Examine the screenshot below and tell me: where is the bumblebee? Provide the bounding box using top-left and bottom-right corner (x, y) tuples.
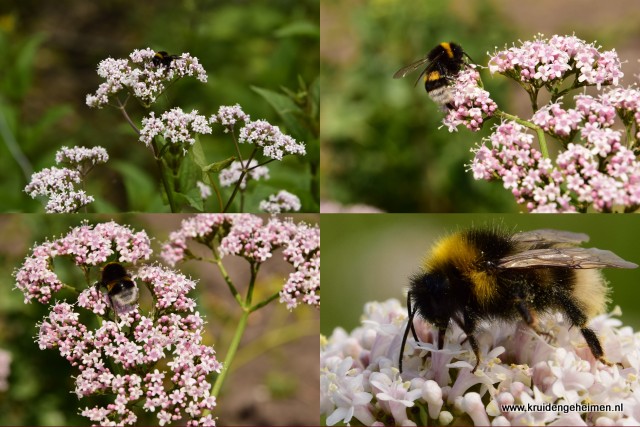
(152, 51), (179, 68)
(399, 227), (637, 373)
(96, 262), (139, 314)
(393, 42), (470, 109)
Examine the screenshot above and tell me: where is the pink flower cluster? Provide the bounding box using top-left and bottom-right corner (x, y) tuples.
(488, 34), (623, 89)
(40, 266), (220, 426)
(443, 68), (497, 132)
(161, 214), (320, 309)
(471, 84), (640, 212)
(210, 104), (306, 161)
(15, 221), (220, 426)
(321, 300), (640, 426)
(470, 121), (570, 212)
(259, 190), (301, 214)
(86, 48), (207, 108)
(14, 221), (151, 304)
(140, 107), (212, 155)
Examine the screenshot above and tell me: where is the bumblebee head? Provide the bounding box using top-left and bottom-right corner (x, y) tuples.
(409, 271), (456, 328)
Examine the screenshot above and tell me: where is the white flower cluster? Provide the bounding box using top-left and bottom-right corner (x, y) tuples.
(259, 190), (301, 214)
(139, 107), (212, 155)
(25, 146), (108, 213)
(55, 146), (109, 169)
(86, 48), (207, 108)
(218, 160), (270, 189)
(210, 104), (306, 161)
(321, 299), (640, 426)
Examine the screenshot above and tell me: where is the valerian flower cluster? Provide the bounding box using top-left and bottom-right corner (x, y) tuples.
(321, 299), (640, 426)
(86, 48), (207, 108)
(24, 146), (109, 213)
(161, 214), (320, 310)
(14, 221), (220, 426)
(440, 34), (638, 213)
(80, 48), (308, 213)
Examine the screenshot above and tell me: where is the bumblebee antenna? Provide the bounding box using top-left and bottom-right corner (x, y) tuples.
(399, 292), (418, 373)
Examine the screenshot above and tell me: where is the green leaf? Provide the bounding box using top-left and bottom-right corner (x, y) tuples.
(274, 21), (319, 39)
(111, 160), (164, 212)
(203, 156), (235, 173)
(251, 86), (311, 143)
(13, 33), (47, 99)
(191, 136), (208, 169)
(173, 191), (203, 212)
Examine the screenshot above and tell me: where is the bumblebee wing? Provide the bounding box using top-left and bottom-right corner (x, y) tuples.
(498, 247), (638, 269)
(393, 57), (431, 79)
(512, 229), (590, 246)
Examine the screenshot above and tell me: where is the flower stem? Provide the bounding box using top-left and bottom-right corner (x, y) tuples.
(495, 110), (549, 159)
(150, 139), (178, 212)
(212, 248), (243, 306)
(211, 309), (249, 399)
(223, 147), (258, 212)
(250, 291), (281, 313)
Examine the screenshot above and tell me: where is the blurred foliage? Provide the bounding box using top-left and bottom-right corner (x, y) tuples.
(320, 214), (640, 337)
(0, 0), (318, 212)
(0, 214), (320, 425)
(320, 0), (515, 212)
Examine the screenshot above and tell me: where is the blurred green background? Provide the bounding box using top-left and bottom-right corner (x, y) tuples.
(321, 214), (640, 336)
(320, 0), (640, 212)
(0, 214), (319, 426)
(0, 0), (319, 212)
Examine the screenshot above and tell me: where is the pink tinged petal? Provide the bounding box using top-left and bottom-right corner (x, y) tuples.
(462, 392), (491, 426)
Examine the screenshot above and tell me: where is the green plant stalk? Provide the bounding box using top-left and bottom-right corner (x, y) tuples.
(223, 147), (258, 212)
(214, 258), (243, 306)
(205, 171), (224, 212)
(250, 291), (281, 313)
(149, 139), (178, 212)
(211, 308), (249, 399)
(495, 110), (549, 159)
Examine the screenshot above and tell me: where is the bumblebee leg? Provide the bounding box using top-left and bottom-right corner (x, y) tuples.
(407, 292), (419, 342)
(467, 334), (481, 373)
(558, 294), (613, 366)
(399, 301), (418, 373)
(516, 300), (552, 340)
(458, 314), (481, 371)
(437, 328), (446, 350)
